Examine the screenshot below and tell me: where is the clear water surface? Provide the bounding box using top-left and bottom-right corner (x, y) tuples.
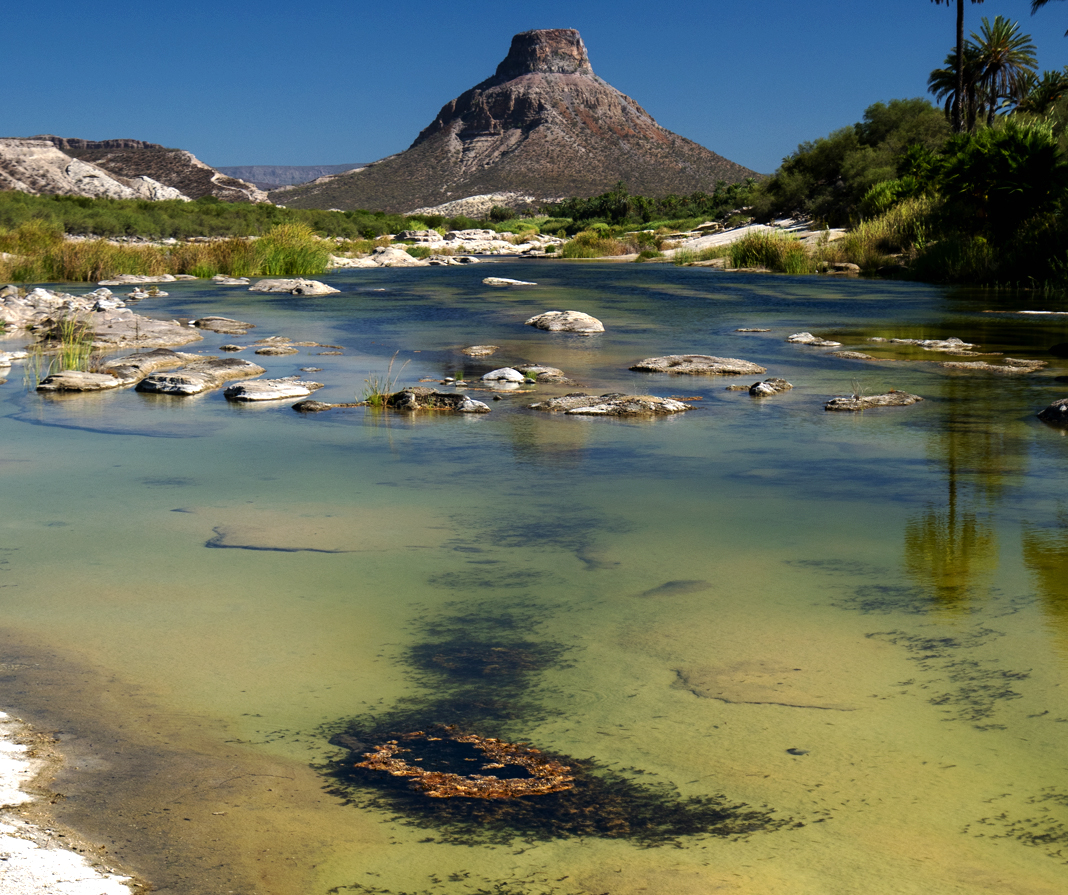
(1, 262), (1067, 895)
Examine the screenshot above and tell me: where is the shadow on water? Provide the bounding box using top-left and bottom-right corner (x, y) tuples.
(319, 603), (794, 847)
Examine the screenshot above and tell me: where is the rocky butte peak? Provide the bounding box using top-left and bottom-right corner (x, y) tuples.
(492, 29), (593, 80)
(276, 28), (757, 213)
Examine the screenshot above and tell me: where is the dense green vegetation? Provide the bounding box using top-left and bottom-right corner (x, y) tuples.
(0, 191), (487, 240)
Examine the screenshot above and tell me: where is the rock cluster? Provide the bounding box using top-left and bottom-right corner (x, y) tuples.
(387, 387), (491, 413)
(137, 358), (266, 395)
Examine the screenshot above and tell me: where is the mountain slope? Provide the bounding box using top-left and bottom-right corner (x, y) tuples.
(275, 29), (756, 213)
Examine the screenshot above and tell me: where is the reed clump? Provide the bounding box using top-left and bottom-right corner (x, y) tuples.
(0, 221), (331, 282)
(728, 230), (815, 274)
(560, 229), (637, 258)
(24, 313), (100, 386)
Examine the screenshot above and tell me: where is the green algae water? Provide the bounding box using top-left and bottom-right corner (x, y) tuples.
(1, 263), (1067, 895)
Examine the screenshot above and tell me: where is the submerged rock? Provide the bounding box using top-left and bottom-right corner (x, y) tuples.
(787, 332), (842, 347)
(224, 377), (324, 401)
(248, 278), (340, 296)
(462, 345), (500, 357)
(1038, 398), (1068, 426)
(940, 358), (1047, 374)
(749, 378), (793, 397)
(825, 390), (923, 412)
(629, 355), (766, 375)
(387, 387), (491, 412)
(192, 316), (255, 335)
(484, 277), (536, 286)
(530, 393), (691, 415)
(831, 350), (876, 360)
(136, 358), (266, 395)
(525, 310), (604, 333)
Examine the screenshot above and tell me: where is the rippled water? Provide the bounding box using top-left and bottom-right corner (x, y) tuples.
(1, 263), (1067, 895)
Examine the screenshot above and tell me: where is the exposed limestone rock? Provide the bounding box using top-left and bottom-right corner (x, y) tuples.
(462, 345), (500, 357)
(0, 138), (191, 201)
(787, 332), (842, 347)
(825, 391), (924, 411)
(482, 367), (526, 382)
(224, 378), (324, 401)
(211, 275), (250, 286)
(873, 336), (977, 352)
(36, 370), (125, 392)
(98, 274), (185, 286)
(1038, 398), (1068, 425)
(101, 348), (202, 383)
(736, 328), (770, 332)
(530, 393), (691, 415)
(525, 310), (604, 333)
(248, 278), (340, 296)
(192, 316), (255, 335)
(0, 350), (28, 366)
(484, 277), (537, 286)
(629, 355), (766, 375)
(749, 378), (793, 397)
(515, 364), (567, 381)
(136, 358), (266, 395)
(387, 387), (491, 412)
(292, 400), (337, 413)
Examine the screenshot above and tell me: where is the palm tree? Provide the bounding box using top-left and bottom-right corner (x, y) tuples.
(928, 45), (987, 131)
(970, 16), (1038, 124)
(1031, 0), (1068, 36)
(1015, 68), (1068, 114)
(931, 0), (986, 132)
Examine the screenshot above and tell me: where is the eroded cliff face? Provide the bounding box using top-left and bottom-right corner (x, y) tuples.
(0, 136), (268, 203)
(276, 28), (757, 213)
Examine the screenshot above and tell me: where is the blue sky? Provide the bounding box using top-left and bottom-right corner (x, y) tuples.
(8, 0), (1068, 175)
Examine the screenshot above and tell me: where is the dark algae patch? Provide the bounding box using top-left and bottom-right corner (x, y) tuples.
(966, 788), (1068, 864)
(320, 602), (794, 846)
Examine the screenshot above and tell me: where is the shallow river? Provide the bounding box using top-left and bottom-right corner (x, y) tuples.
(1, 262), (1067, 895)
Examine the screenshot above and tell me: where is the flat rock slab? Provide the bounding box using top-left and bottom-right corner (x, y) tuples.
(387, 387), (491, 413)
(515, 364), (567, 381)
(90, 308), (204, 350)
(102, 348), (203, 383)
(1038, 398), (1068, 425)
(940, 359), (1047, 374)
(212, 275), (250, 285)
(224, 378), (324, 401)
(629, 355), (766, 375)
(248, 278), (340, 296)
(137, 358), (266, 395)
(825, 391), (923, 411)
(873, 336), (977, 352)
(530, 393), (691, 415)
(525, 310), (604, 333)
(484, 277), (536, 286)
(193, 316), (256, 335)
(37, 370), (124, 392)
(674, 662), (854, 711)
(736, 328), (770, 332)
(0, 350), (28, 366)
(787, 332), (842, 347)
(831, 350), (876, 360)
(462, 345), (499, 356)
(98, 274), (187, 285)
(749, 378), (793, 397)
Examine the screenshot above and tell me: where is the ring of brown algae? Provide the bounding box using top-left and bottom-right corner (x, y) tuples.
(352, 725), (574, 799)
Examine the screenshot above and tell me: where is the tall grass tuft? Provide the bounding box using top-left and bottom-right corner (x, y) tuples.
(560, 230), (637, 258)
(832, 197), (935, 272)
(254, 223), (330, 276)
(361, 352), (410, 407)
(24, 314), (99, 387)
(728, 230), (814, 274)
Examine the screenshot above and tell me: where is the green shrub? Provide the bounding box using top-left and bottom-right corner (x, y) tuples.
(728, 230), (815, 273)
(254, 223), (330, 276)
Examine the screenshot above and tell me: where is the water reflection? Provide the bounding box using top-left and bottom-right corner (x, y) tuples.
(1022, 511), (1068, 657)
(904, 377), (1030, 606)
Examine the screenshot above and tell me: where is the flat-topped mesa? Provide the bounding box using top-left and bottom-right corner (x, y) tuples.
(493, 29), (593, 79)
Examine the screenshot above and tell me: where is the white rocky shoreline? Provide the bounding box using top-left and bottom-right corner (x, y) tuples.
(0, 711), (136, 895)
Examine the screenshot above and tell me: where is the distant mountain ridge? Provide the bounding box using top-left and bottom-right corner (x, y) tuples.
(216, 164), (370, 191)
(275, 28), (757, 213)
(0, 135), (267, 203)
